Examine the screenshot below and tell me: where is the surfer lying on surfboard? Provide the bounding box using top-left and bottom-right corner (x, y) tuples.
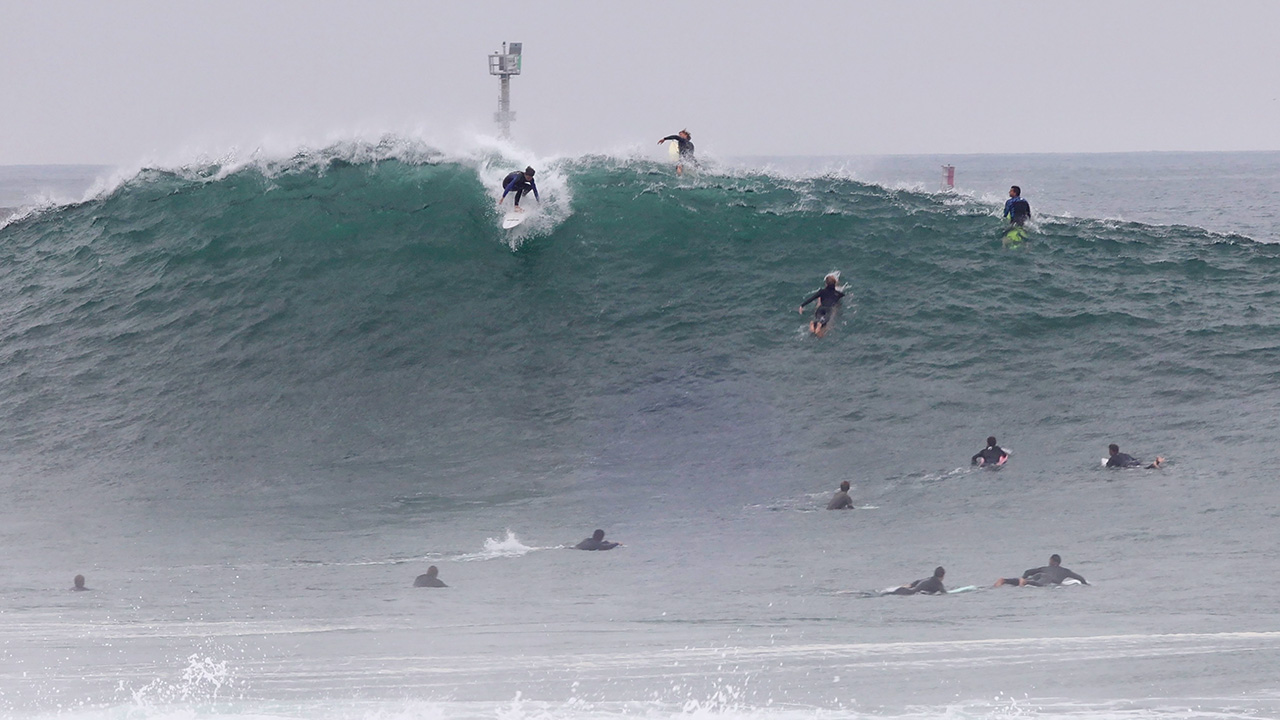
(971, 436), (1009, 467)
(798, 273), (845, 337)
(885, 566), (947, 595)
(994, 554), (1088, 587)
(498, 166), (540, 211)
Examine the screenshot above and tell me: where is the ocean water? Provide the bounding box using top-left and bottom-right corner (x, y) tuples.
(2, 144), (1279, 720)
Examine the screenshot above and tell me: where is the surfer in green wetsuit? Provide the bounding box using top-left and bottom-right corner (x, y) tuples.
(658, 130), (695, 176)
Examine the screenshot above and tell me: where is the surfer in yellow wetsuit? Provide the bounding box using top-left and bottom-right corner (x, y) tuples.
(658, 130), (696, 176)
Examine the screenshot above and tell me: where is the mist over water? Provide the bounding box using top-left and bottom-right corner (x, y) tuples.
(2, 143), (1279, 719)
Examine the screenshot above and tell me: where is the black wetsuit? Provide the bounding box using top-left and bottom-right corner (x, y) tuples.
(999, 564), (1087, 587)
(663, 135), (696, 162)
(1106, 453), (1142, 468)
(827, 490), (854, 510)
(575, 537), (619, 551)
(801, 286), (845, 325)
(889, 576), (946, 595)
(501, 171), (540, 206)
(972, 445), (1008, 466)
(1003, 197), (1031, 225)
(413, 574), (447, 588)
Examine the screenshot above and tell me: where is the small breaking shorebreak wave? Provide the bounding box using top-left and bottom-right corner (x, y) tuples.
(21, 631), (1280, 720)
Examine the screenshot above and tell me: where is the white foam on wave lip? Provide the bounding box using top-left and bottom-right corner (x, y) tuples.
(473, 140), (575, 252)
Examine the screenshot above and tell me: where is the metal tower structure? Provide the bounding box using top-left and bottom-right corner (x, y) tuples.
(488, 42), (523, 138)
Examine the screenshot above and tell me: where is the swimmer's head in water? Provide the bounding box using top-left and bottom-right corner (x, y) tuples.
(425, 566), (439, 578)
(987, 436), (997, 447)
(934, 566), (946, 579)
(1049, 554), (1061, 565)
(592, 529), (605, 541)
(1108, 443), (1120, 455)
(73, 574), (85, 590)
(839, 480), (851, 492)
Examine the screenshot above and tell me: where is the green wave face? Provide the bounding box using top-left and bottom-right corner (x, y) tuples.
(1, 152), (1276, 497)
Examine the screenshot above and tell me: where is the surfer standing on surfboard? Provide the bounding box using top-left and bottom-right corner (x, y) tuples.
(798, 274), (845, 337)
(498, 166), (540, 211)
(657, 130), (695, 176)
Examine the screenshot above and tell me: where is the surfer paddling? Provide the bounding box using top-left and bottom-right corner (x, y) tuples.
(413, 566), (448, 587)
(971, 436), (1009, 467)
(1105, 443), (1164, 469)
(994, 554), (1088, 587)
(574, 529), (620, 551)
(886, 566), (947, 596)
(798, 274), (845, 337)
(827, 480), (854, 510)
(498, 166), (540, 211)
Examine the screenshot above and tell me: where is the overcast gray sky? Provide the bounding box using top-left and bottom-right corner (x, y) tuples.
(2, 0), (1278, 165)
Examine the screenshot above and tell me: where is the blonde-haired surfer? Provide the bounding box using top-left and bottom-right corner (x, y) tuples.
(798, 274), (844, 337)
(657, 130), (696, 176)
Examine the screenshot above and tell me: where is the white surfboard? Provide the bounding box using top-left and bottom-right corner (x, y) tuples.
(502, 211), (526, 230)
(878, 585), (974, 596)
(668, 141), (680, 161)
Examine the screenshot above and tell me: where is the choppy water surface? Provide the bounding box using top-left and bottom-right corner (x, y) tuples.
(2, 146), (1278, 720)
